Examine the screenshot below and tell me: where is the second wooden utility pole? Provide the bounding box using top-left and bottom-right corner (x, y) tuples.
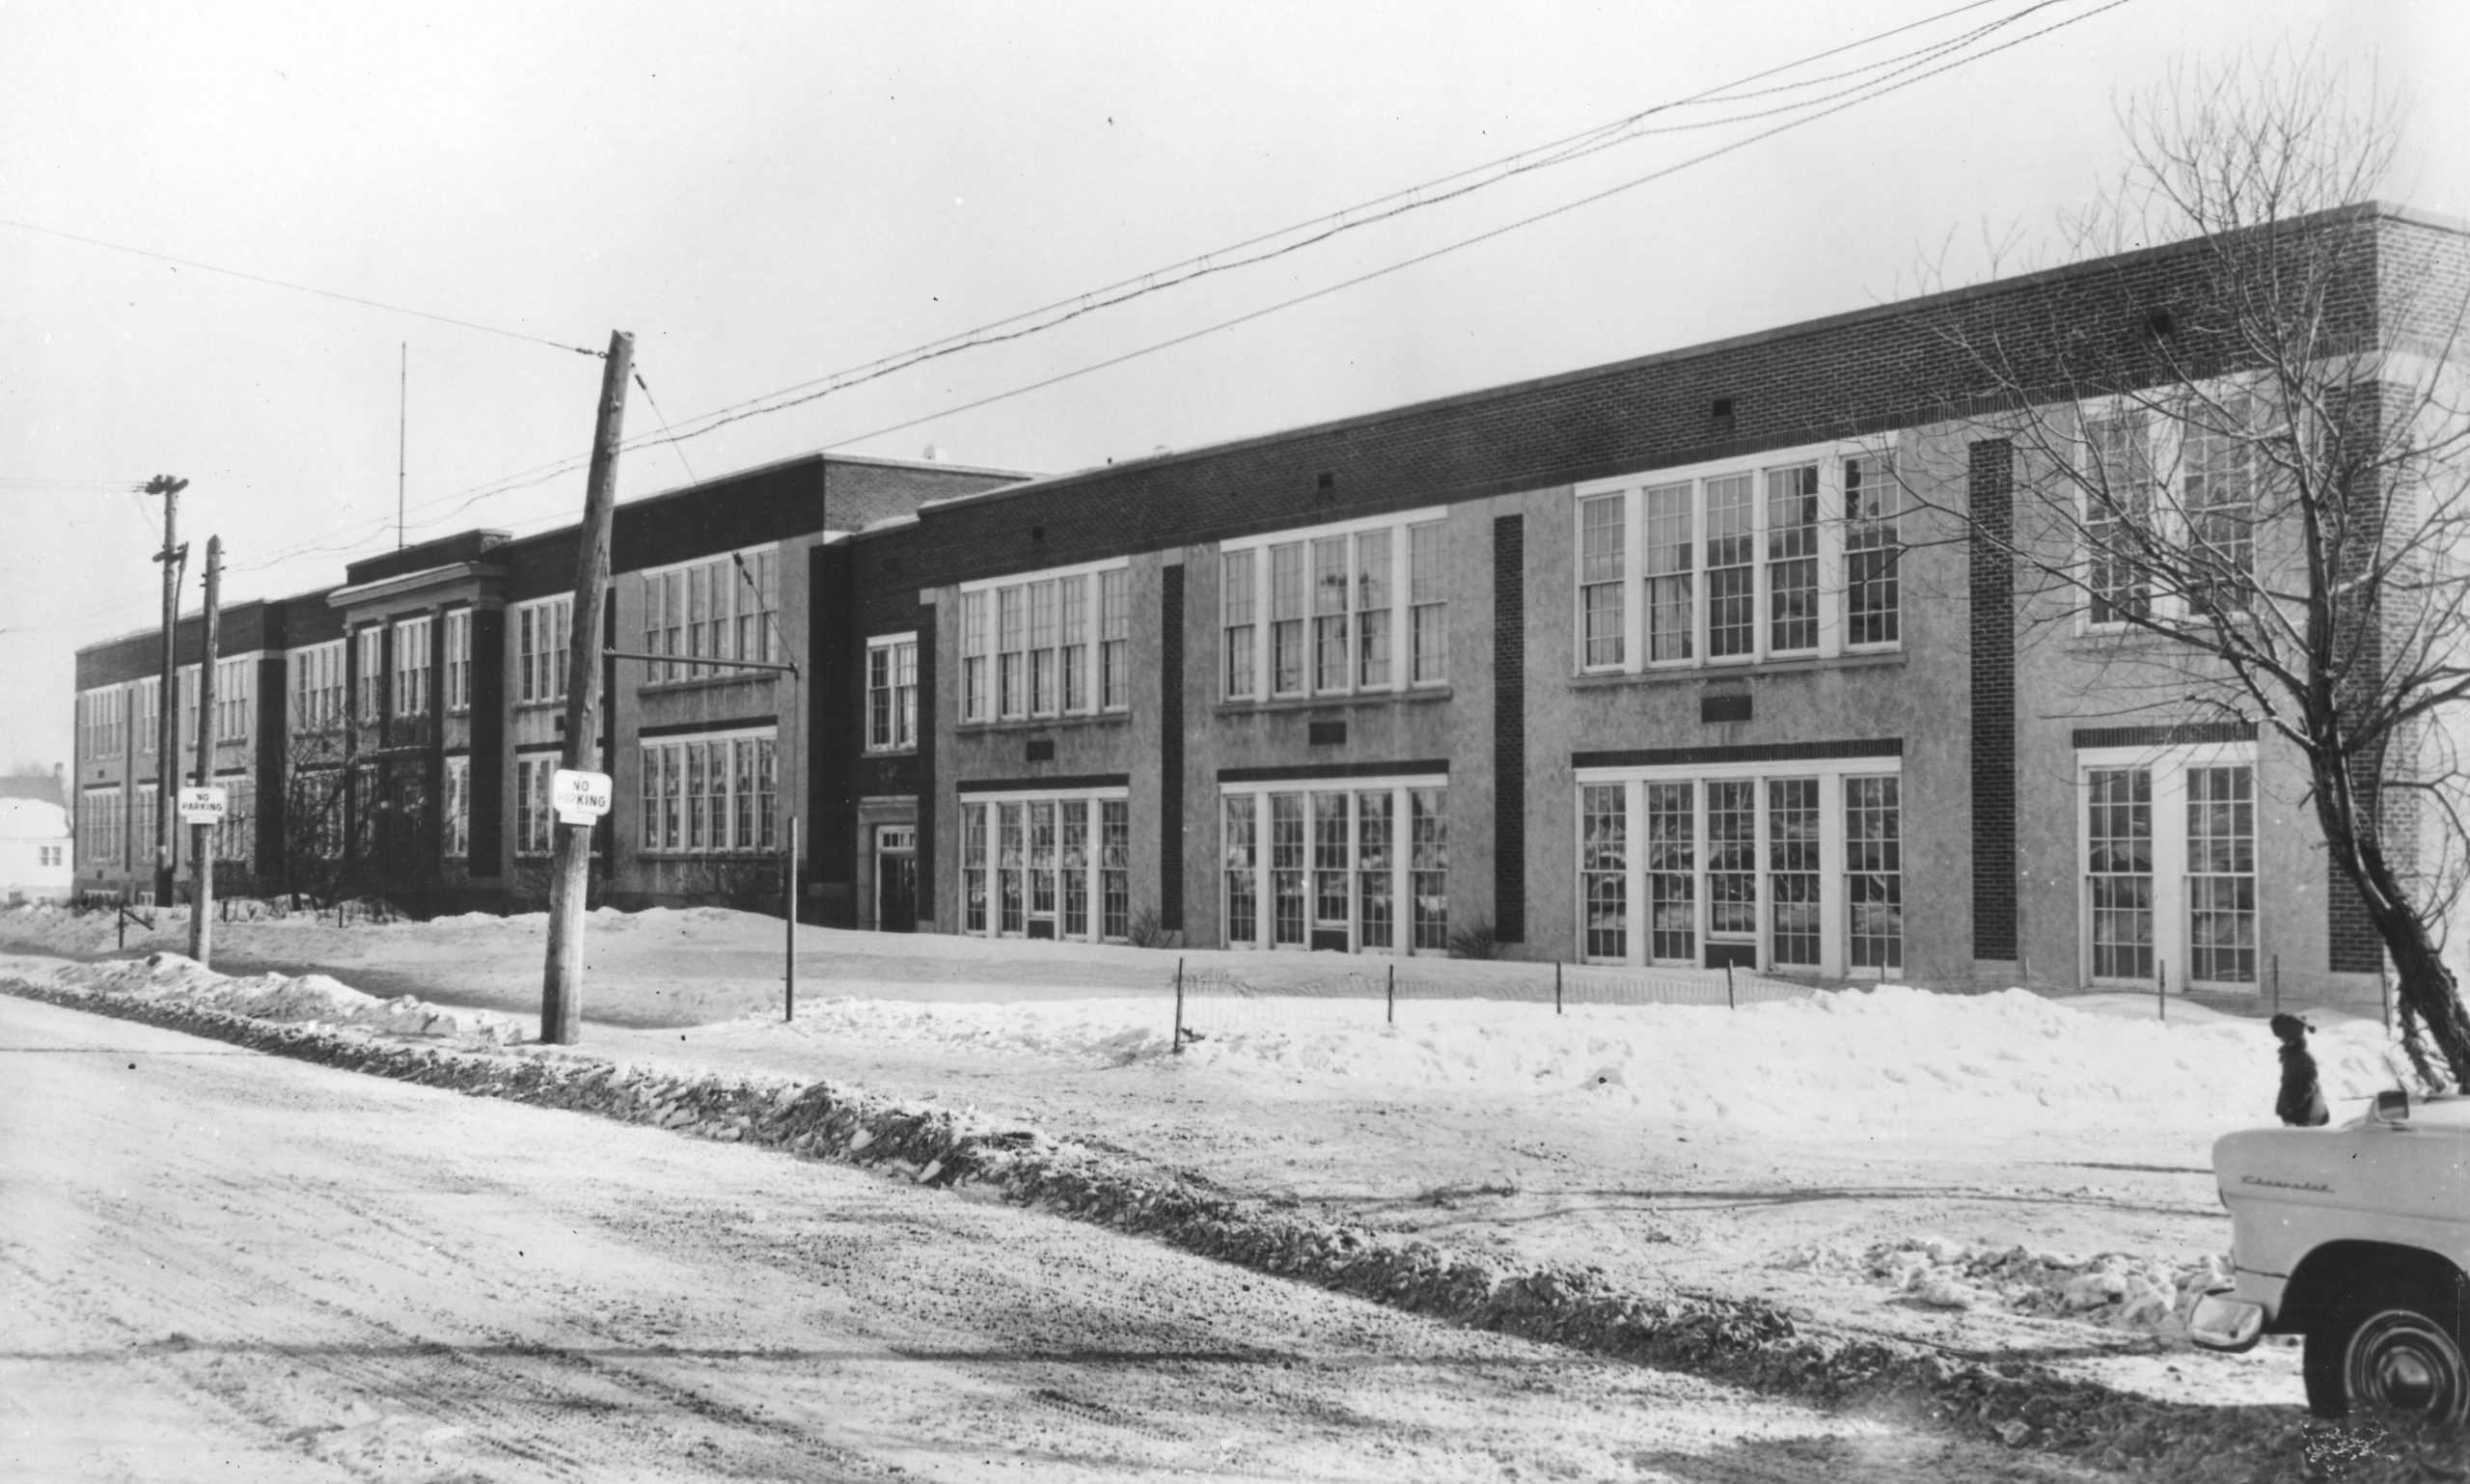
(187, 536), (221, 965)
(539, 330), (634, 1046)
(145, 474), (189, 908)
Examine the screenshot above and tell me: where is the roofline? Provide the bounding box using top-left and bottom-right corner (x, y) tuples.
(915, 200), (2468, 519)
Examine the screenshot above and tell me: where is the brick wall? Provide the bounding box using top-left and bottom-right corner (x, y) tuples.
(1492, 513), (1525, 945)
(1967, 440), (2017, 962)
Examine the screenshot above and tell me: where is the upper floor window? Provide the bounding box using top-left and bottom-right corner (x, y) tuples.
(355, 629), (384, 722)
(959, 559), (1130, 725)
(393, 618), (431, 718)
(1221, 510), (1446, 702)
(444, 609), (472, 713)
(133, 677), (160, 756)
(289, 641), (346, 731)
(641, 546), (779, 684)
(1575, 444), (1897, 675)
(514, 594), (572, 705)
(2082, 395), (2258, 629)
(78, 687), (127, 765)
(214, 657), (252, 742)
(179, 663), (201, 746)
(866, 634), (919, 752)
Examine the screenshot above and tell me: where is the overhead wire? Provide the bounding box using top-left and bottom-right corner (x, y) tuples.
(225, 0), (2117, 586)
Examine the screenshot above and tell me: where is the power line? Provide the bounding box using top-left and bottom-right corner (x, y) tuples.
(0, 217), (606, 358)
(232, 0), (2119, 581)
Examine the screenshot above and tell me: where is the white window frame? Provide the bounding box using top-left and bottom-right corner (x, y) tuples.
(864, 633), (919, 753)
(2074, 389), (2264, 634)
(129, 677), (158, 758)
(513, 594), (573, 706)
(444, 609), (473, 714)
(209, 770), (253, 865)
(213, 656), (254, 743)
(178, 663), (201, 750)
(1574, 439), (1898, 676)
(1220, 508), (1447, 703)
(444, 755), (471, 862)
(636, 727), (779, 857)
(957, 557), (1131, 725)
(80, 784), (123, 866)
(354, 629), (384, 722)
(957, 785), (1132, 943)
(514, 753), (559, 857)
(392, 618), (431, 719)
(1218, 774), (1449, 955)
(1572, 756), (1905, 977)
(289, 640), (346, 731)
(638, 544), (782, 685)
(2077, 740), (2260, 992)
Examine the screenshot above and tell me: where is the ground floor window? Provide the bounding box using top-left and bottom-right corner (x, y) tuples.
(958, 789), (1129, 942)
(638, 730), (777, 856)
(2079, 745), (2256, 990)
(516, 755), (558, 857)
(1575, 759), (1901, 976)
(211, 774), (255, 866)
(1221, 778), (1445, 953)
(79, 785), (123, 867)
(444, 756), (471, 862)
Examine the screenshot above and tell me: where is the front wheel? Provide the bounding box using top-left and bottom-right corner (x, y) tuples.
(2304, 1303), (2470, 1423)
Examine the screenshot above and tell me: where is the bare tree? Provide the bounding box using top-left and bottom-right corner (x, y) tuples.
(1915, 49), (2470, 1086)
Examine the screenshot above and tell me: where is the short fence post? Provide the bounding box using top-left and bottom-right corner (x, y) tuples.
(2270, 953), (2280, 1016)
(1386, 962), (1395, 1026)
(2157, 963), (2167, 1021)
(1172, 957), (1186, 1055)
(2380, 960), (2393, 1035)
(117, 904), (127, 951)
(1724, 961), (1736, 1010)
(1554, 960), (1563, 1016)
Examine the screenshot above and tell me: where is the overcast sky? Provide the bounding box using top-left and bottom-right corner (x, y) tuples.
(4, 0), (2465, 770)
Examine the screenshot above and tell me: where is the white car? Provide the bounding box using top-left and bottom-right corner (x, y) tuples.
(2191, 1088), (2470, 1421)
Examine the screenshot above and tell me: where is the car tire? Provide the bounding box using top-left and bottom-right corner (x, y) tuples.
(2304, 1299), (2470, 1423)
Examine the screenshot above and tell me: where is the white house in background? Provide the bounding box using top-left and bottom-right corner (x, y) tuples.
(0, 798), (71, 904)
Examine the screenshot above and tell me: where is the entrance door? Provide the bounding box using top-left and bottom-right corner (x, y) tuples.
(876, 826), (918, 933)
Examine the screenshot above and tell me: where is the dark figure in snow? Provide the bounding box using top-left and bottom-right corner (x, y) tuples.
(2270, 1012), (2331, 1127)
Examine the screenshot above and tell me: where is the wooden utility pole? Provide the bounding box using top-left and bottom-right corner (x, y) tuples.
(187, 536), (221, 965)
(540, 330), (633, 1045)
(145, 474), (189, 907)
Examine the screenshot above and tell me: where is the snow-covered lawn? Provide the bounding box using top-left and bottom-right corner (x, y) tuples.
(0, 900), (2414, 1412)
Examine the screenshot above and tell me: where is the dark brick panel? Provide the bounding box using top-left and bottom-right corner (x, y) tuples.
(810, 544), (857, 920)
(1573, 738), (1901, 770)
(1970, 439), (2017, 963)
(958, 773), (1132, 794)
(1161, 563), (1185, 931)
(2069, 722), (2256, 750)
(1493, 514), (1525, 945)
(468, 608), (507, 878)
(915, 597), (938, 922)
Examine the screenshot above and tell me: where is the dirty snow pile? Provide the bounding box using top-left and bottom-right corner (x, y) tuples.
(61, 951), (522, 1044)
(1773, 1236), (2233, 1336)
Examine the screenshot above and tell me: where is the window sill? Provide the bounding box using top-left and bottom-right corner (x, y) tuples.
(639, 670), (781, 696)
(1217, 686), (1451, 715)
(863, 746), (921, 757)
(1566, 650), (1906, 686)
(957, 712), (1132, 734)
(635, 850), (783, 861)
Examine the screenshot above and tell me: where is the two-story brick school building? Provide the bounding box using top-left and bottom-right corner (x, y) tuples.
(73, 203), (2470, 1005)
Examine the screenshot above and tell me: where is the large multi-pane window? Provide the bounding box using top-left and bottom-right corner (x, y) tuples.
(214, 658), (252, 742)
(960, 562), (1131, 724)
(1577, 761), (1902, 975)
(2085, 414), (2156, 626)
(641, 546), (780, 683)
(80, 785), (123, 866)
(393, 618), (431, 718)
(957, 789), (1130, 942)
(865, 635), (919, 752)
(638, 729), (777, 855)
(514, 595), (573, 704)
(210, 775), (253, 865)
(2079, 747), (2259, 990)
(289, 641), (346, 730)
(1577, 444), (1900, 674)
(132, 678), (158, 757)
(2182, 397), (2256, 611)
(2084, 394), (2260, 627)
(1220, 779), (1446, 953)
(356, 628), (385, 722)
(515, 755), (559, 857)
(444, 610), (472, 713)
(1222, 511), (1446, 701)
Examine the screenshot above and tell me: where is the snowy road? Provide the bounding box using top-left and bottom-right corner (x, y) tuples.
(0, 995), (2087, 1483)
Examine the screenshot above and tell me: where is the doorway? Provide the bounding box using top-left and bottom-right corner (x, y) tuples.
(875, 825), (917, 933)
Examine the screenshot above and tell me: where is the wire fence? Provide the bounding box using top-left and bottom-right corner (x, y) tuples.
(1167, 956), (1815, 1047)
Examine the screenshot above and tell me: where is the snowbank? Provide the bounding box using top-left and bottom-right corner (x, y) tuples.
(54, 951), (522, 1044)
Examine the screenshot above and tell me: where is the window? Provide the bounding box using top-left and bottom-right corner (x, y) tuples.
(640, 547), (779, 683)
(444, 610), (472, 713)
(958, 786), (1130, 942)
(2086, 414), (2155, 626)
(444, 756), (471, 861)
(1844, 455), (1900, 647)
(132, 678), (158, 756)
(289, 641), (346, 730)
(40, 845), (61, 868)
(865, 635), (919, 752)
(2079, 746), (2257, 990)
(637, 729), (776, 855)
(178, 664), (200, 751)
(214, 658), (252, 742)
(2181, 396), (2255, 612)
(80, 785), (123, 866)
(1576, 443), (1898, 674)
(1222, 510), (1445, 701)
(1578, 496), (1625, 669)
(1577, 759), (1902, 975)
(515, 755), (558, 856)
(210, 775), (253, 865)
(515, 595), (573, 705)
(960, 561), (1131, 723)
(393, 618), (431, 718)
(356, 630), (385, 722)
(1219, 777), (1446, 953)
